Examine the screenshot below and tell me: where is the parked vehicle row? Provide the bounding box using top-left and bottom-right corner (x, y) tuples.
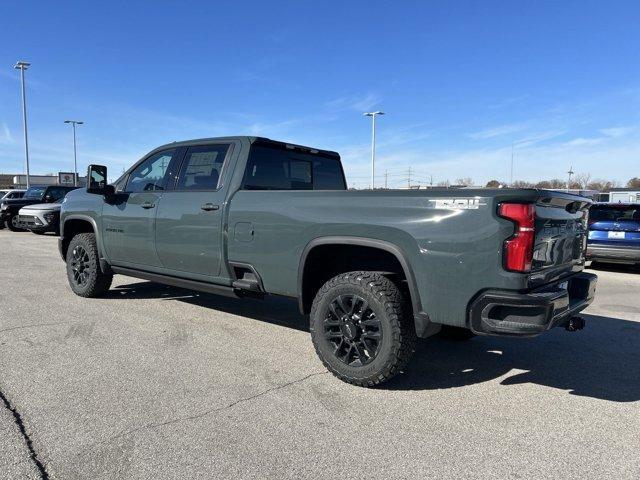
(586, 203), (640, 265)
(0, 185), (78, 233)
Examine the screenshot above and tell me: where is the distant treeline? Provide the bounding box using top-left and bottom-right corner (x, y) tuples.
(478, 176), (640, 191)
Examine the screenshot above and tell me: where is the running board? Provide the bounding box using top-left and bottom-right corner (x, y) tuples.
(111, 266), (240, 298)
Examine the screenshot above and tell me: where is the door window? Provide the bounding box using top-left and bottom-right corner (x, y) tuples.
(126, 149), (176, 192)
(175, 144), (230, 191)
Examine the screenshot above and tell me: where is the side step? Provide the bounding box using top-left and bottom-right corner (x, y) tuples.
(111, 266), (240, 298)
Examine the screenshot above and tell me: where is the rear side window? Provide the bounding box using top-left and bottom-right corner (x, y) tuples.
(242, 144), (346, 191)
(175, 144), (230, 191)
(590, 205), (640, 222)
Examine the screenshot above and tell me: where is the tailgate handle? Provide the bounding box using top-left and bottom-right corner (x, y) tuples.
(141, 202), (155, 209)
(201, 203), (220, 211)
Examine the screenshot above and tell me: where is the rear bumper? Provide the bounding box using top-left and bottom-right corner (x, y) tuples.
(586, 244), (640, 263)
(468, 272), (597, 337)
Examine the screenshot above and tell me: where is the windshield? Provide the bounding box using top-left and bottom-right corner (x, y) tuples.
(24, 186), (47, 200)
(590, 205), (640, 222)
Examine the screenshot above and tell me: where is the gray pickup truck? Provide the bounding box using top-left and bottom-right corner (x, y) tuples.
(59, 136), (597, 386)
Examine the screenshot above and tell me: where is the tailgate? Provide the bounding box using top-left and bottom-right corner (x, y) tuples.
(530, 193), (591, 285)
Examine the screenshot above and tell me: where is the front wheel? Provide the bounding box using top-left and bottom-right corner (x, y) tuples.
(66, 233), (113, 297)
(310, 271), (416, 387)
(7, 214), (25, 232)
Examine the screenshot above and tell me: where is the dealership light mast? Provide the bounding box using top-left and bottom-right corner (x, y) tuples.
(64, 120), (83, 186)
(14, 61), (31, 189)
(566, 166), (574, 192)
(364, 111), (385, 189)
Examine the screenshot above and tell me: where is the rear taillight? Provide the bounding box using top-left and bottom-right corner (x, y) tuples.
(499, 203), (536, 272)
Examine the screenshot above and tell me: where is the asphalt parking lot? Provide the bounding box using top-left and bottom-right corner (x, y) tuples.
(1, 230), (639, 480)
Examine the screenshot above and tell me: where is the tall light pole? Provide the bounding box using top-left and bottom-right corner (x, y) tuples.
(64, 120), (83, 186)
(364, 111), (385, 189)
(14, 61), (31, 189)
(567, 166), (574, 192)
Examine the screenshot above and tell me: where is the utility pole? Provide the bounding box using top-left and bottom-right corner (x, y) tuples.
(384, 170), (388, 189)
(363, 111), (385, 189)
(14, 61), (31, 189)
(567, 166), (574, 192)
(64, 120), (84, 186)
(407, 166), (412, 189)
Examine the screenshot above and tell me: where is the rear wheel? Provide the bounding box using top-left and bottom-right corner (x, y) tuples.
(66, 233), (113, 297)
(7, 214), (25, 232)
(310, 271), (416, 387)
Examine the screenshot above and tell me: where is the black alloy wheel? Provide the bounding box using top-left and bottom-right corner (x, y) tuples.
(65, 233), (113, 297)
(324, 294), (382, 366)
(70, 244), (91, 287)
(310, 271), (416, 387)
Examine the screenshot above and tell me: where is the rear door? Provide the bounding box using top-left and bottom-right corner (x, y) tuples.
(102, 148), (179, 267)
(588, 204), (640, 247)
(155, 143), (232, 278)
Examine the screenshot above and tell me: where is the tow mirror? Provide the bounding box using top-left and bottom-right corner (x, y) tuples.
(87, 165), (110, 196)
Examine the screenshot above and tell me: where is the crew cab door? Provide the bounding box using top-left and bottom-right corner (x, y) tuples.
(155, 143), (232, 278)
(102, 148), (178, 267)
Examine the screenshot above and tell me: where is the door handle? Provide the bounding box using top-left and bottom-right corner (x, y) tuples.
(201, 203), (220, 211)
(141, 202), (156, 209)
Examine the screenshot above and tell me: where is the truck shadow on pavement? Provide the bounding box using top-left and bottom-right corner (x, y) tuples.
(110, 282), (639, 402)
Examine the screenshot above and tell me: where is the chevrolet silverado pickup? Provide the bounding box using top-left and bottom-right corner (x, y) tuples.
(59, 136), (597, 386)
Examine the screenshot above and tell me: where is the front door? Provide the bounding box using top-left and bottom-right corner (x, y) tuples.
(102, 148), (178, 267)
(155, 143), (231, 278)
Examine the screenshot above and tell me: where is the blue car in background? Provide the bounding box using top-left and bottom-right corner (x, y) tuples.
(587, 203), (640, 265)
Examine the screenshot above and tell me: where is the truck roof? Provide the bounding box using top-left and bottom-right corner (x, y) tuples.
(151, 136), (340, 159)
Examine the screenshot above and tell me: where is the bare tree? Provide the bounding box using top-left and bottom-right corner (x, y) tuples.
(485, 179), (502, 188)
(587, 179), (620, 192)
(627, 177), (640, 188)
(512, 180), (534, 188)
(574, 173), (592, 189)
(454, 177), (474, 186)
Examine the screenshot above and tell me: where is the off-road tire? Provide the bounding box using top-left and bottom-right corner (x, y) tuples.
(438, 325), (476, 341)
(7, 214), (25, 232)
(66, 233), (113, 297)
(310, 271), (417, 387)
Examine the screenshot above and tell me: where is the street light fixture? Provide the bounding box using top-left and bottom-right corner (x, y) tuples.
(14, 61), (31, 189)
(363, 111), (385, 189)
(64, 120), (84, 186)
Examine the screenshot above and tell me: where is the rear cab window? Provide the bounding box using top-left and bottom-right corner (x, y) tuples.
(242, 142), (346, 191)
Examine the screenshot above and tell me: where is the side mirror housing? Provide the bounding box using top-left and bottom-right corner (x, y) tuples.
(87, 165), (109, 195)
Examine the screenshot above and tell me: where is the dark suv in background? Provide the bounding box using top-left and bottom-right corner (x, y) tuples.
(587, 203), (640, 265)
(0, 185), (78, 232)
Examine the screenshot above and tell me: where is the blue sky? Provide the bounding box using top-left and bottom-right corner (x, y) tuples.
(1, 0), (638, 188)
